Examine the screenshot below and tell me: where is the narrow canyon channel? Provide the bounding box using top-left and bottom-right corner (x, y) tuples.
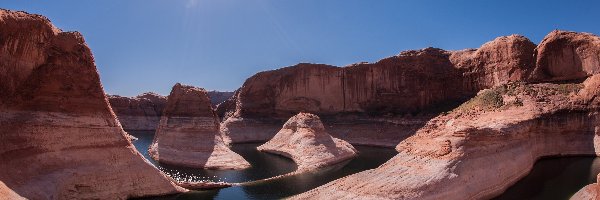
(130, 131), (600, 200)
(130, 131), (396, 199)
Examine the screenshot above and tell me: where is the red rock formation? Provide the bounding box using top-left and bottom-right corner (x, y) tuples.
(531, 30), (600, 82)
(109, 92), (167, 131)
(450, 34), (537, 89)
(219, 35), (536, 146)
(149, 83), (250, 169)
(293, 75), (600, 199)
(0, 9), (184, 199)
(258, 113), (357, 172)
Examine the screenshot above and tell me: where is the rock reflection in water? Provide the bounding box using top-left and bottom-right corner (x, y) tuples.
(495, 156), (600, 200)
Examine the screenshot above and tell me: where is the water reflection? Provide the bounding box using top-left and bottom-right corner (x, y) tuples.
(129, 131), (297, 183)
(495, 156), (600, 200)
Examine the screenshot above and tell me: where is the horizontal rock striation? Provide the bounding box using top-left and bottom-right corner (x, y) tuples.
(293, 75), (600, 199)
(149, 83), (250, 169)
(108, 92), (167, 131)
(0, 9), (183, 199)
(218, 34), (538, 145)
(257, 113), (357, 172)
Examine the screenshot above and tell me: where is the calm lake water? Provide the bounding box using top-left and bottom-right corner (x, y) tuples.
(130, 131), (600, 200)
(129, 131), (397, 199)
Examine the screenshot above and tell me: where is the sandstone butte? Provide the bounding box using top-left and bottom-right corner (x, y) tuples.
(218, 34), (538, 147)
(257, 113), (357, 172)
(149, 83), (250, 169)
(108, 92), (167, 131)
(291, 30), (600, 199)
(0, 9), (185, 199)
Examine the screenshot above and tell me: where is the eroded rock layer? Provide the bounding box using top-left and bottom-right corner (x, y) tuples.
(219, 35), (538, 145)
(0, 9), (183, 199)
(109, 92), (167, 131)
(258, 113), (357, 172)
(149, 83), (250, 169)
(532, 30), (600, 82)
(293, 75), (600, 200)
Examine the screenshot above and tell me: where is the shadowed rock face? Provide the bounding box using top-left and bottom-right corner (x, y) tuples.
(207, 90), (234, 107)
(293, 76), (600, 200)
(149, 83), (250, 169)
(219, 35), (537, 145)
(532, 30), (600, 82)
(258, 113), (357, 172)
(109, 92), (167, 131)
(0, 9), (184, 199)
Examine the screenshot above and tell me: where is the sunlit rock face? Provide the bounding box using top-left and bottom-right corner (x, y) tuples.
(109, 92), (167, 131)
(572, 174), (600, 200)
(293, 75), (600, 200)
(218, 35), (537, 146)
(0, 9), (184, 199)
(149, 83), (250, 169)
(531, 30), (600, 82)
(258, 113), (357, 172)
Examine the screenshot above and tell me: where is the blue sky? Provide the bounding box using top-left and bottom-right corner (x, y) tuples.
(2, 0), (599, 96)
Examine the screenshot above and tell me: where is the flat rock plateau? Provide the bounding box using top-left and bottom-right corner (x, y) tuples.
(149, 83), (250, 169)
(258, 112), (357, 172)
(0, 9), (184, 199)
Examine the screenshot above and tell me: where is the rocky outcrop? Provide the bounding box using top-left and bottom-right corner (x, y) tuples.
(531, 30), (600, 82)
(207, 90), (234, 107)
(149, 83), (250, 169)
(218, 35), (537, 146)
(450, 34), (537, 89)
(0, 9), (184, 199)
(108, 92), (167, 131)
(293, 75), (600, 199)
(257, 113), (357, 172)
(572, 174), (600, 200)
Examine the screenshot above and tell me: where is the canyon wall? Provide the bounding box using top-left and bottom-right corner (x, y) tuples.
(0, 9), (184, 199)
(149, 83), (250, 169)
(293, 75), (600, 200)
(109, 92), (167, 131)
(531, 30), (600, 82)
(219, 34), (537, 145)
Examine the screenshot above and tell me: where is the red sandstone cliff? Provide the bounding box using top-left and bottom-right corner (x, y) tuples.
(293, 75), (600, 199)
(109, 92), (167, 131)
(531, 30), (600, 82)
(219, 35), (537, 146)
(0, 9), (184, 199)
(149, 83), (250, 169)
